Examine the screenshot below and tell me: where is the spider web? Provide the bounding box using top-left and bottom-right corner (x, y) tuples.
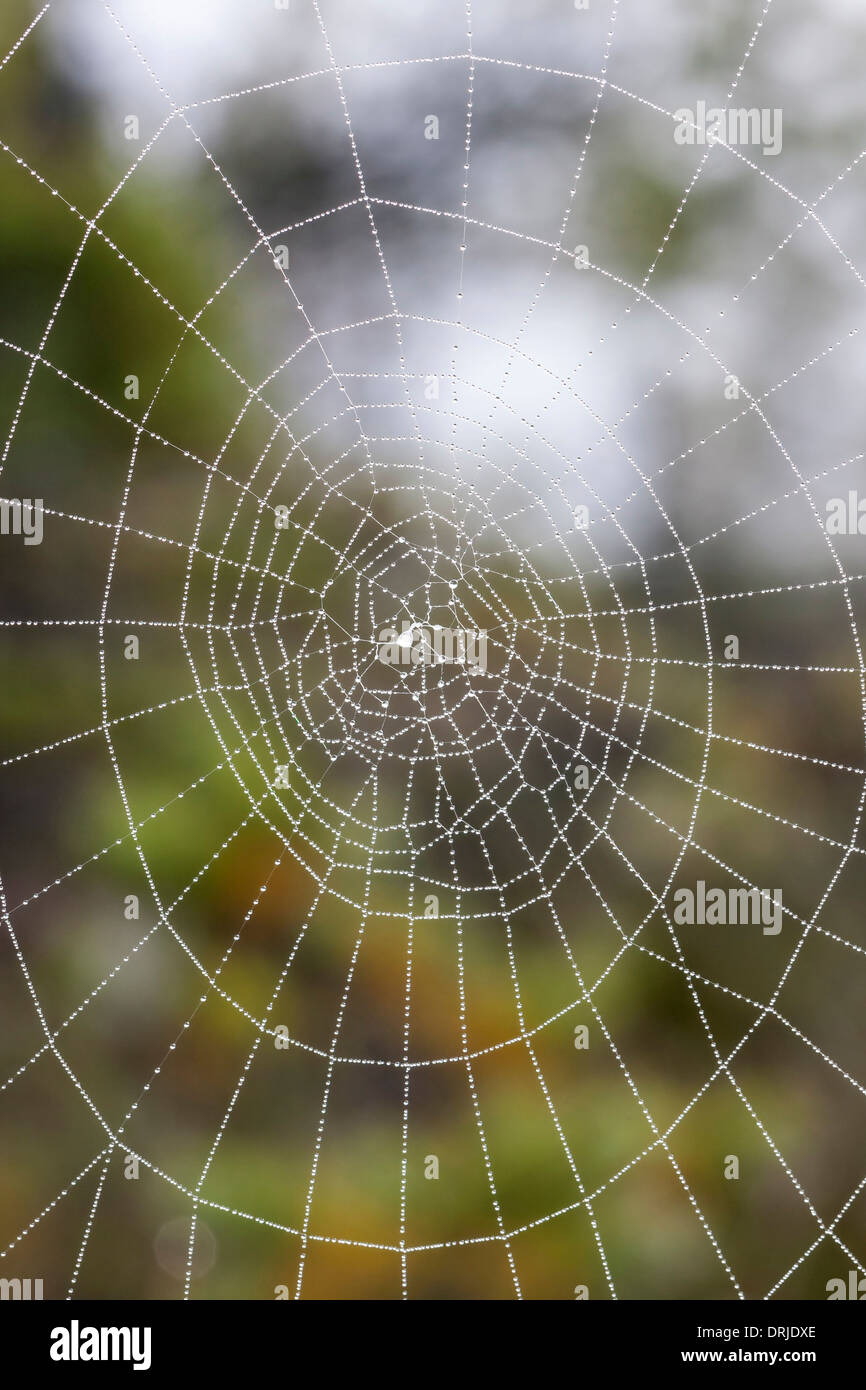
(1, 0), (866, 1301)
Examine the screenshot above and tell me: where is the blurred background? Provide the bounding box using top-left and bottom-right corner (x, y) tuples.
(1, 0), (866, 1300)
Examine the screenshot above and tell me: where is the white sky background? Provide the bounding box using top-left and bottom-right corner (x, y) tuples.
(35, 0), (866, 558)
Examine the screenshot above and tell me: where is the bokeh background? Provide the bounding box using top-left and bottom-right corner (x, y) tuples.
(1, 0), (866, 1300)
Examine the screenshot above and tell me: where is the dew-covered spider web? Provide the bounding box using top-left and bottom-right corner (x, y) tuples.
(1, 0), (866, 1301)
